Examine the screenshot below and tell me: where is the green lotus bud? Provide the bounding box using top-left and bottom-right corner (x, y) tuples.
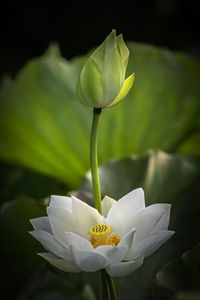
(77, 30), (135, 108)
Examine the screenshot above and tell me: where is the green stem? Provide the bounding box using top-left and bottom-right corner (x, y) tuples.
(100, 269), (110, 300)
(90, 108), (102, 214)
(106, 273), (117, 300)
(90, 108), (117, 300)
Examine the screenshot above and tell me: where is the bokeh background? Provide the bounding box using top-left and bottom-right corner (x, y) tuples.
(1, 0), (200, 77)
(0, 1), (200, 300)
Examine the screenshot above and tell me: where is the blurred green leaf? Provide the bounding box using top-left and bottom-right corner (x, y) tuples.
(178, 131), (200, 156)
(0, 162), (68, 203)
(77, 150), (200, 300)
(143, 243), (200, 300)
(14, 269), (96, 300)
(30, 272), (92, 300)
(0, 44), (200, 188)
(174, 291), (200, 300)
(0, 197), (46, 299)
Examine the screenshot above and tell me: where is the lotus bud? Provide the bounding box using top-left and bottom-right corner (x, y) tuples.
(77, 30), (135, 108)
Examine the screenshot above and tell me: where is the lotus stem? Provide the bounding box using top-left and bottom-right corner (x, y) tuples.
(90, 108), (102, 214)
(90, 108), (118, 300)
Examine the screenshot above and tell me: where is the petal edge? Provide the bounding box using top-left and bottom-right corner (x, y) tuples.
(106, 256), (144, 277)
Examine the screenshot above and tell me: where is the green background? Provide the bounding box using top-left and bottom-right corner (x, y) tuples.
(0, 40), (200, 299)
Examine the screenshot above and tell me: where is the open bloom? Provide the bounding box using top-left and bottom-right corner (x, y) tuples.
(30, 188), (174, 277)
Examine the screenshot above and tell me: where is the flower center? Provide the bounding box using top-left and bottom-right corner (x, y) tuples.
(88, 224), (120, 248)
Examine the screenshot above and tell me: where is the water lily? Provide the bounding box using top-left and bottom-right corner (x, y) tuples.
(30, 188), (174, 277)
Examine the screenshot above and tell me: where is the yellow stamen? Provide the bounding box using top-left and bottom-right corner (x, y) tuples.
(88, 224), (120, 248)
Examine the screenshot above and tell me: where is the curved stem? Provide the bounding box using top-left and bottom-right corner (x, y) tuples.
(90, 108), (102, 214)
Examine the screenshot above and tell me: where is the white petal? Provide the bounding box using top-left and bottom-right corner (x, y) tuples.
(38, 252), (81, 273)
(94, 245), (121, 265)
(71, 196), (104, 238)
(107, 188), (145, 236)
(106, 257), (144, 277)
(119, 228), (136, 251)
(65, 232), (93, 252)
(94, 228), (136, 265)
(30, 230), (71, 259)
(127, 230), (175, 260)
(47, 207), (76, 247)
(127, 207), (169, 244)
(69, 245), (107, 272)
(30, 217), (52, 233)
(66, 231), (108, 271)
(65, 231), (109, 272)
(101, 196), (116, 217)
(50, 195), (72, 212)
(145, 204), (171, 232)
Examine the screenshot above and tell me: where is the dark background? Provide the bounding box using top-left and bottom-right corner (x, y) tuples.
(0, 0), (200, 78)
(0, 2), (200, 299)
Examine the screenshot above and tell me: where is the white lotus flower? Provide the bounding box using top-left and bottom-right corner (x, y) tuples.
(30, 188), (174, 277)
